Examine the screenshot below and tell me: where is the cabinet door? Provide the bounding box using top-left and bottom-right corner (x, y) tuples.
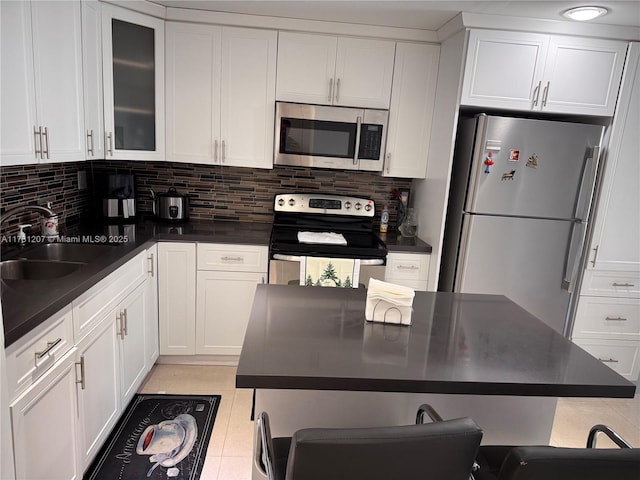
(334, 37), (396, 109)
(31, 0), (85, 163)
(461, 30), (548, 110)
(119, 282), (148, 405)
(276, 32), (337, 105)
(102, 4), (165, 160)
(220, 27), (277, 169)
(145, 244), (159, 370)
(0, 1), (38, 165)
(196, 271), (265, 355)
(588, 43), (640, 271)
(384, 42), (439, 178)
(11, 350), (80, 480)
(81, 0), (104, 159)
(158, 242), (196, 355)
(76, 315), (120, 471)
(541, 37), (627, 116)
(166, 22), (220, 164)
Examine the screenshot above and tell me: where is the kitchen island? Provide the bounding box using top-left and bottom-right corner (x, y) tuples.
(237, 285), (635, 477)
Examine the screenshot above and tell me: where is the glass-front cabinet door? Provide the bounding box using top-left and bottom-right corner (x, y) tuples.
(101, 4), (164, 160)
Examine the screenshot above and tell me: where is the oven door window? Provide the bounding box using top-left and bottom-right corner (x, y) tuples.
(279, 118), (356, 158)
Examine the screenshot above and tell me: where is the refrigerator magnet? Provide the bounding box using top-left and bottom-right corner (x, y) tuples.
(527, 154), (539, 169)
(483, 152), (495, 174)
(509, 150), (520, 161)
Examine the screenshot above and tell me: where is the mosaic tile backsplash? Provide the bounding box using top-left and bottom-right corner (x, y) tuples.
(1, 161), (412, 236)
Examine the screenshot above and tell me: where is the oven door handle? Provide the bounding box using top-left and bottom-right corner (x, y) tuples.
(272, 254), (384, 266)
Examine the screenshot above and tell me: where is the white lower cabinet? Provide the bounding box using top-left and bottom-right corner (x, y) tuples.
(75, 313), (120, 470)
(8, 246), (160, 478)
(159, 242), (267, 360)
(10, 349), (81, 480)
(158, 242), (197, 355)
(385, 252), (431, 291)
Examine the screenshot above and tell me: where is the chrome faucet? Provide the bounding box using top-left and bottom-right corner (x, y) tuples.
(0, 204), (57, 225)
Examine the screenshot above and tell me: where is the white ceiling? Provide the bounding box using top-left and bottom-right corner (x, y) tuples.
(151, 1), (640, 30)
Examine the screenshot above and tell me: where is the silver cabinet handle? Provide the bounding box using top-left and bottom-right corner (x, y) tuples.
(117, 311), (124, 339)
(34, 126), (42, 159)
(532, 81), (542, 107)
(34, 338), (62, 362)
(261, 276), (265, 284)
(123, 308), (128, 337)
(397, 265), (420, 270)
(106, 132), (113, 156)
(328, 78), (333, 102)
(42, 126), (50, 159)
(87, 130), (94, 156)
(590, 245), (599, 267)
(75, 356), (86, 390)
(335, 78), (341, 103)
(214, 139), (219, 163)
(148, 253), (154, 277)
(221, 256), (244, 263)
(599, 358), (619, 364)
(612, 283), (635, 288)
(542, 81), (550, 107)
(222, 140), (226, 163)
(385, 152), (391, 174)
(605, 316), (627, 321)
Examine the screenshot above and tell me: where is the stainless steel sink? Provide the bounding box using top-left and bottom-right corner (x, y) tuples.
(1, 259), (86, 280)
(19, 243), (118, 263)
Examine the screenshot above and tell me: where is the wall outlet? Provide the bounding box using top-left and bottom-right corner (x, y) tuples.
(77, 170), (87, 190)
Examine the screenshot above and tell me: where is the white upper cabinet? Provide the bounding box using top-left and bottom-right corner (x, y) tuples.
(587, 43), (640, 272)
(384, 42), (440, 178)
(166, 23), (276, 168)
(1, 0), (85, 166)
(461, 29), (627, 116)
(101, 3), (165, 160)
(81, 0), (105, 159)
(276, 32), (396, 109)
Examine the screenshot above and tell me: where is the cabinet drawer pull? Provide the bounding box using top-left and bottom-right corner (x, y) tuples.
(123, 308), (128, 336)
(335, 78), (341, 103)
(34, 338), (62, 362)
(385, 152), (391, 174)
(148, 253), (154, 277)
(605, 316), (628, 321)
(612, 282), (635, 288)
(34, 126), (42, 159)
(76, 356), (86, 390)
(598, 358), (619, 364)
(106, 131), (113, 156)
(328, 78), (333, 102)
(221, 256), (244, 263)
(117, 311), (124, 339)
(590, 245), (599, 266)
(87, 130), (94, 156)
(214, 139), (219, 163)
(532, 81), (542, 107)
(397, 265), (419, 270)
(42, 126), (50, 159)
(541, 81), (550, 107)
(222, 140), (226, 163)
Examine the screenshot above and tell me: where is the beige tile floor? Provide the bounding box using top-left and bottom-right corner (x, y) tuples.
(138, 364), (640, 480)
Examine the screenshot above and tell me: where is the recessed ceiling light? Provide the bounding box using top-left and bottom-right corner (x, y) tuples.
(562, 6), (609, 21)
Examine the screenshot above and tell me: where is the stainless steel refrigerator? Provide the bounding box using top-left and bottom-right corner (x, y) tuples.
(439, 114), (605, 334)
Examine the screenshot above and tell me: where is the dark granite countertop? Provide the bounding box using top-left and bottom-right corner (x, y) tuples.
(236, 285), (636, 398)
(379, 230), (432, 253)
(2, 218), (431, 347)
(1, 219), (272, 347)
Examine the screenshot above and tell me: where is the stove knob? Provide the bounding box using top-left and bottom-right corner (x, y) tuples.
(364, 204), (372, 212)
(355, 202), (362, 210)
(344, 201), (352, 209)
(288, 198), (296, 207)
(277, 198), (285, 207)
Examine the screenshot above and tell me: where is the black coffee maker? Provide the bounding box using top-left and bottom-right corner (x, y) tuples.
(103, 174), (136, 223)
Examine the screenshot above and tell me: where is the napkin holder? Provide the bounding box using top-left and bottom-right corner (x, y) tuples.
(365, 278), (415, 326)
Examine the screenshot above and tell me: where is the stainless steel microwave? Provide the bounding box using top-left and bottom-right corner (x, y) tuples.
(274, 102), (388, 171)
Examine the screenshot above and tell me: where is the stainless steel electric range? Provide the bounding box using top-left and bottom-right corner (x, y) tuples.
(268, 193), (387, 287)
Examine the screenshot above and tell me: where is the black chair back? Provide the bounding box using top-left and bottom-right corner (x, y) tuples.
(284, 417), (483, 480)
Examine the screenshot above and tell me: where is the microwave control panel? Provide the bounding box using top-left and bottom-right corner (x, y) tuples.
(358, 124), (383, 160)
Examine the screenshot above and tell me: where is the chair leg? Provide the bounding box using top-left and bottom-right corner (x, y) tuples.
(257, 412), (276, 480)
(587, 424), (632, 448)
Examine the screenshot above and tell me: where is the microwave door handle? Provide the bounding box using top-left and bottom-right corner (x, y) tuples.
(353, 116), (362, 166)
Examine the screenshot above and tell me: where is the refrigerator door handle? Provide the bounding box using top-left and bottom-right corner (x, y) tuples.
(575, 146), (601, 221)
(465, 114), (489, 213)
(562, 220), (586, 293)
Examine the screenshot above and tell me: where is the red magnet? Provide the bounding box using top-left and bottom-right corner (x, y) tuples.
(483, 152), (495, 174)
